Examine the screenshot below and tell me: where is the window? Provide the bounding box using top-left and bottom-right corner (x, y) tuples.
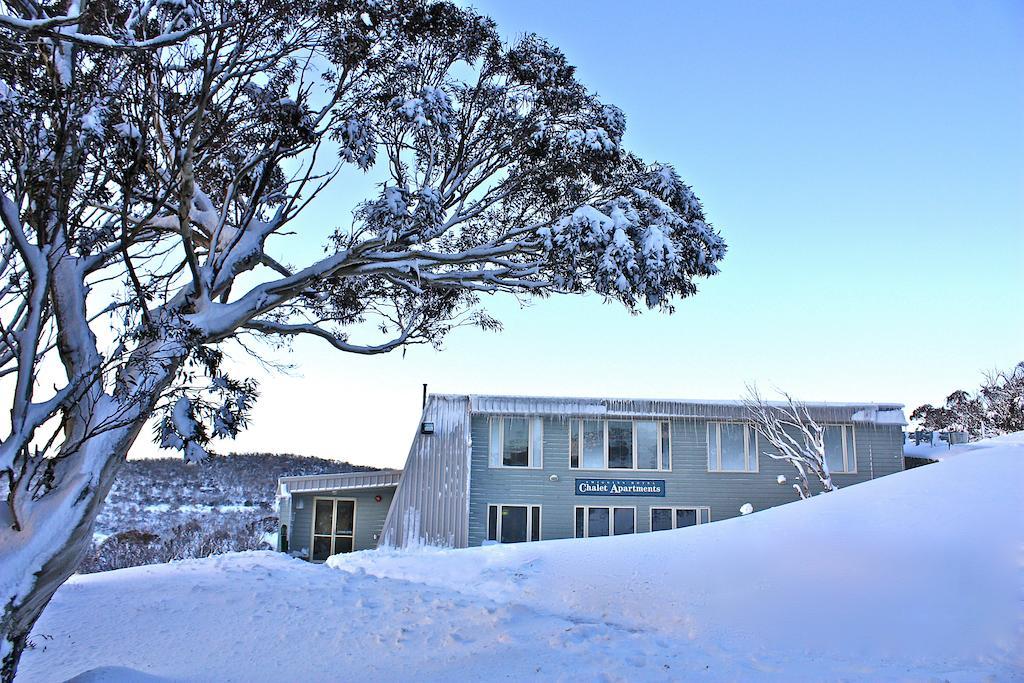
(575, 506), (636, 538)
(707, 422), (758, 472)
(568, 420), (671, 471)
(486, 504), (542, 543)
(488, 417), (543, 468)
(823, 424), (857, 474)
(311, 498), (356, 562)
(650, 506), (711, 532)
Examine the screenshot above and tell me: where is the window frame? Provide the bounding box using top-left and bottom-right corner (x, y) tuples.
(309, 496), (358, 563)
(486, 503), (543, 543)
(574, 505), (637, 538)
(822, 423), (858, 474)
(650, 506), (711, 532)
(487, 416), (544, 469)
(568, 419), (672, 472)
(706, 421), (759, 473)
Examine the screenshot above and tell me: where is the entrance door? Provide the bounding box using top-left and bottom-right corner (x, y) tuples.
(311, 498), (356, 561)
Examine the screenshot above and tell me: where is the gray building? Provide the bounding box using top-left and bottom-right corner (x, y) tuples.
(278, 393), (906, 561)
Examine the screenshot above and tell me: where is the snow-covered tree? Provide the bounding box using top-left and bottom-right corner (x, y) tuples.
(910, 362), (1023, 439)
(980, 362), (1024, 435)
(743, 387), (839, 500)
(0, 0), (724, 676)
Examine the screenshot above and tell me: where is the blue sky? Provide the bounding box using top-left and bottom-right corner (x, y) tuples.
(134, 1), (1023, 466)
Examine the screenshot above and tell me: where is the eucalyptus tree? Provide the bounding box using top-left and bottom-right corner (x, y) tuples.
(0, 0), (724, 676)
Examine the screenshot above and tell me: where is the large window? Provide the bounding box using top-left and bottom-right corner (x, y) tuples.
(823, 424), (856, 474)
(707, 422), (758, 472)
(569, 419), (671, 471)
(488, 417), (543, 468)
(651, 506), (711, 532)
(575, 506), (636, 538)
(311, 498), (355, 562)
(487, 504), (542, 543)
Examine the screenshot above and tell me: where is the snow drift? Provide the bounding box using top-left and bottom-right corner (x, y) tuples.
(19, 436), (1024, 682)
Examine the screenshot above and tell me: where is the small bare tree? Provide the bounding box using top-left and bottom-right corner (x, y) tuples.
(743, 386), (839, 500)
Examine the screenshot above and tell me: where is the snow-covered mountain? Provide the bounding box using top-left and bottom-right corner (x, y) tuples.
(83, 454), (373, 573)
(22, 436), (1023, 681)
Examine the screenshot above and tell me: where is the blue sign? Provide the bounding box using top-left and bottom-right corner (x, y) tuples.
(575, 478), (666, 497)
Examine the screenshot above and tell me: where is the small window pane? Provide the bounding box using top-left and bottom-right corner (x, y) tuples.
(608, 421), (633, 469)
(333, 536), (353, 555)
(652, 508), (673, 532)
(845, 426), (856, 471)
(570, 421), (580, 468)
(500, 506), (528, 543)
(314, 500), (334, 535)
(613, 508), (634, 535)
(311, 536), (332, 562)
(636, 422), (659, 469)
(335, 501), (354, 535)
(661, 423), (671, 470)
(720, 424), (746, 471)
(575, 507), (585, 538)
(823, 426), (845, 473)
(531, 506), (541, 542)
(487, 506), (498, 541)
(583, 420), (604, 468)
(489, 419), (501, 467)
(503, 418), (529, 467)
(676, 509), (698, 528)
(699, 508), (711, 524)
(588, 507), (610, 537)
(747, 428), (758, 471)
(531, 418), (543, 467)
(707, 423), (718, 469)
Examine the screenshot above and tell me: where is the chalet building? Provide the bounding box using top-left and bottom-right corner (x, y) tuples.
(277, 393), (906, 561)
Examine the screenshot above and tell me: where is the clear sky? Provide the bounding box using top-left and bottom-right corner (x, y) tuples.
(131, 0), (1023, 468)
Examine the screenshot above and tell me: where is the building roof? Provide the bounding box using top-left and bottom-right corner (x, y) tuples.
(457, 394), (907, 426)
(277, 469), (403, 496)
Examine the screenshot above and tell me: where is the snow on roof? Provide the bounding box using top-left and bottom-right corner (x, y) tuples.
(453, 393), (906, 425)
(277, 469), (402, 496)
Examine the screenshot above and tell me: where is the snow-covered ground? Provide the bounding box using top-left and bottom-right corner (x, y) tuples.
(20, 436), (1024, 682)
(905, 431), (1024, 461)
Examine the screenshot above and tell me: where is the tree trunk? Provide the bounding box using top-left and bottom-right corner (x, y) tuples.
(0, 420), (145, 682)
(0, 345), (180, 682)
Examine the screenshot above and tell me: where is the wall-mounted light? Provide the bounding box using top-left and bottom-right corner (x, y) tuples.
(549, 474), (559, 482)
(421, 421), (435, 434)
(375, 495), (382, 503)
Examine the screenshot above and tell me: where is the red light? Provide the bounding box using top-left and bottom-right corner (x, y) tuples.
(375, 495), (382, 502)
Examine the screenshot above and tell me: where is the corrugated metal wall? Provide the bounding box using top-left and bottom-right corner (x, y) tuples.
(378, 395), (472, 548)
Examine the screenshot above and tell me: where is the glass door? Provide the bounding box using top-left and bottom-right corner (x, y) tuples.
(311, 498), (356, 561)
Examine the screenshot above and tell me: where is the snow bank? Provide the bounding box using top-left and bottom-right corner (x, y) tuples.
(19, 436), (1024, 682)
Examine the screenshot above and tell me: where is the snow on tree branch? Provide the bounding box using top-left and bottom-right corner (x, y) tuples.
(0, 2), (726, 676)
(743, 386), (839, 500)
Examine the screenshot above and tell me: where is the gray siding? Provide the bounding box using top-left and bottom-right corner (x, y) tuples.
(287, 486), (395, 559)
(467, 415), (904, 547)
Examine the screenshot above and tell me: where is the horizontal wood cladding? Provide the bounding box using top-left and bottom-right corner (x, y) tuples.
(468, 414), (904, 547)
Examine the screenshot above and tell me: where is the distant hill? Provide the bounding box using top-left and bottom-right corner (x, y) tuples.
(83, 453), (374, 573)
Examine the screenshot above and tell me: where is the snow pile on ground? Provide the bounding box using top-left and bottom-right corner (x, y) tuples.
(906, 431), (1024, 461)
(19, 436), (1024, 682)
